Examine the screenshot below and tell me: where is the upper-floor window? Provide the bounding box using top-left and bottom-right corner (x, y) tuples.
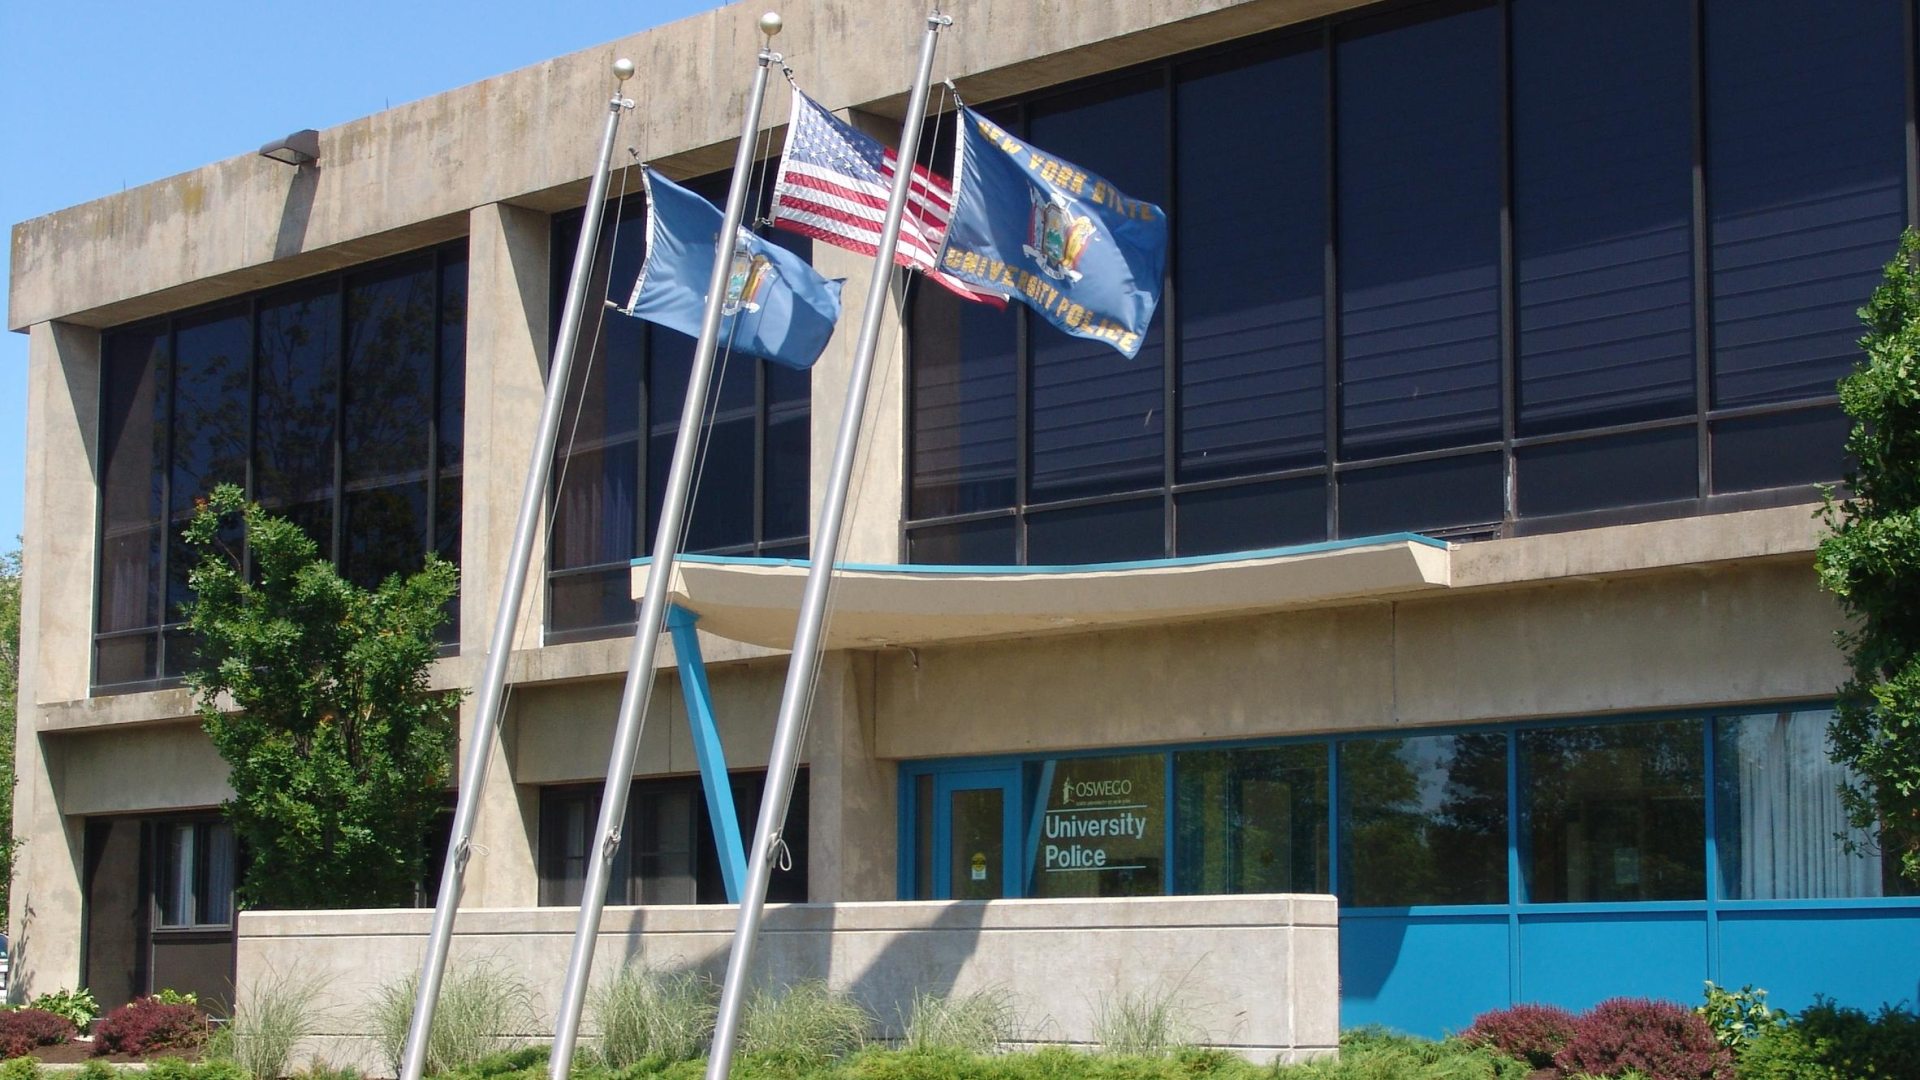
(95, 242), (468, 692)
(904, 0), (1900, 564)
(546, 177), (811, 641)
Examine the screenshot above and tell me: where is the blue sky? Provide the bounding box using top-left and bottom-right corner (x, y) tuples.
(0, 0), (729, 555)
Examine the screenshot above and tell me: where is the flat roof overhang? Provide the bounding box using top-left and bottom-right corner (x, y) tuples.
(631, 534), (1451, 650)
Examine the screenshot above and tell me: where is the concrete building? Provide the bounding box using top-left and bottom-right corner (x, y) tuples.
(9, 0), (1920, 1050)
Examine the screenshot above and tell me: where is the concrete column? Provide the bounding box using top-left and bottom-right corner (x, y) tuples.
(455, 202), (554, 906)
(805, 652), (897, 901)
(808, 107), (909, 566)
(10, 321), (103, 998)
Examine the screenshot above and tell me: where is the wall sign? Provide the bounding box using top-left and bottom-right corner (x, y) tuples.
(1031, 753), (1163, 897)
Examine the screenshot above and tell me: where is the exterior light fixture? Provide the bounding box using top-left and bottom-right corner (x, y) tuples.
(258, 129), (320, 167)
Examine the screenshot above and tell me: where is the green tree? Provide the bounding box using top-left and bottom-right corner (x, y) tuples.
(0, 546), (20, 926)
(182, 485), (459, 908)
(1816, 228), (1920, 886)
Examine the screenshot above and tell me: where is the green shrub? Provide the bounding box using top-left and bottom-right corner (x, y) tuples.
(1697, 983), (1780, 1053)
(899, 988), (1021, 1054)
(366, 963), (537, 1077)
(76, 1060), (118, 1080)
(1737, 998), (1920, 1080)
(26, 988), (98, 1029)
(214, 972), (324, 1080)
(0, 1057), (41, 1080)
(1090, 983), (1203, 1058)
(1283, 1029), (1528, 1080)
(591, 964), (716, 1066)
(153, 991), (201, 1008)
(738, 981), (871, 1066)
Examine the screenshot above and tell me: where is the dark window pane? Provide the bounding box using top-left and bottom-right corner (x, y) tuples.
(1711, 407), (1850, 494)
(1517, 427), (1697, 519)
(1338, 3), (1502, 459)
(908, 281), (1018, 518)
(1028, 74), (1168, 502)
(439, 250), (468, 472)
(907, 518), (1017, 566)
(435, 474), (462, 646)
(1176, 477), (1327, 556)
(1513, 0), (1693, 435)
(656, 340), (756, 553)
(167, 307), (250, 618)
(1340, 732), (1507, 907)
(763, 363), (810, 544)
(1338, 453), (1502, 537)
(552, 443), (640, 572)
(344, 258), (436, 588)
(256, 280), (340, 556)
(1177, 41), (1325, 479)
(161, 626), (199, 681)
(344, 482), (429, 589)
(99, 327), (168, 639)
(1521, 720), (1705, 902)
(1177, 744), (1329, 895)
(1707, 0), (1906, 408)
(94, 634), (158, 688)
(1025, 498), (1164, 565)
(547, 568), (636, 636)
(1715, 708), (1911, 899)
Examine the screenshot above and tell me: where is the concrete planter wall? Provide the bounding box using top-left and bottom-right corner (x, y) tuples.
(235, 894), (1338, 1071)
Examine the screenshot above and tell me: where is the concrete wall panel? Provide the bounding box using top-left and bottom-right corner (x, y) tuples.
(236, 895), (1339, 1068)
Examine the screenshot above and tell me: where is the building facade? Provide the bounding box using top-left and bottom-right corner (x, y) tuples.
(9, 0), (1920, 1039)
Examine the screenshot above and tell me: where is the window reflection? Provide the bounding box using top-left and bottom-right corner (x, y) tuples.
(1340, 732), (1508, 907)
(1521, 721), (1704, 902)
(1177, 745), (1328, 895)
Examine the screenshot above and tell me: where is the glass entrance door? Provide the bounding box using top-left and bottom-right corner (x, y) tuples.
(931, 769), (1022, 899)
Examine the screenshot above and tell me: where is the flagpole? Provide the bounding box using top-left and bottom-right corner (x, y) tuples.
(398, 58), (636, 1080)
(544, 16), (787, 1080)
(704, 12), (951, 1080)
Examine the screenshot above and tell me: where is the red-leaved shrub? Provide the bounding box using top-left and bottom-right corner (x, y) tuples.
(89, 996), (208, 1057)
(1554, 997), (1734, 1080)
(0, 1008), (78, 1059)
(1461, 1002), (1579, 1068)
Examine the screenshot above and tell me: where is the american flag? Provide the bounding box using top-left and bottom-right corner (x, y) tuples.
(772, 89), (1006, 306)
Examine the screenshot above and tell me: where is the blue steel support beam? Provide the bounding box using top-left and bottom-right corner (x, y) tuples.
(666, 604), (747, 902)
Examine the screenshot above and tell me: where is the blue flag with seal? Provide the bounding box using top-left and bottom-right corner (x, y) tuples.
(625, 168), (844, 371)
(939, 106), (1168, 359)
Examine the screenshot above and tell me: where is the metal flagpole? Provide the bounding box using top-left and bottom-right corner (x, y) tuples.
(704, 12), (951, 1080)
(545, 15), (788, 1080)
(397, 58), (637, 1080)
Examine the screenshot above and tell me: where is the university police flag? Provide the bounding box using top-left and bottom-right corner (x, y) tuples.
(939, 106), (1168, 358)
(625, 168), (845, 370)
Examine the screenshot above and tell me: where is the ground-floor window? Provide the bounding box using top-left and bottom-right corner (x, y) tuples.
(538, 770), (808, 906)
(82, 815), (238, 1015)
(902, 705), (1912, 906)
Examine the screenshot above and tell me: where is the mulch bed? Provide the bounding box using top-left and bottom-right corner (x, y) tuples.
(23, 1039), (205, 1066)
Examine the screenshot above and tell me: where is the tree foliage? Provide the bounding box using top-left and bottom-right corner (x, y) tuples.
(1815, 228), (1920, 886)
(182, 485), (458, 908)
(0, 546), (19, 926)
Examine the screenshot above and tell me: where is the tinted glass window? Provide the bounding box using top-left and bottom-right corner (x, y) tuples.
(1521, 720), (1705, 902)
(1176, 41), (1325, 480)
(1176, 477), (1326, 556)
(1177, 744), (1329, 895)
(1707, 0), (1907, 408)
(1027, 75), (1169, 502)
(1340, 732), (1508, 907)
(344, 257), (437, 588)
(98, 328), (168, 641)
(1337, 2), (1501, 459)
(1025, 497), (1164, 565)
(908, 281), (1018, 518)
(1513, 0), (1693, 435)
(255, 280), (341, 557)
(167, 308), (250, 616)
(1338, 453), (1503, 537)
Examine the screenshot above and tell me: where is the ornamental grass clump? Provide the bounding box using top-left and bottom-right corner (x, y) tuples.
(366, 963), (536, 1077)
(210, 972), (324, 1080)
(738, 981), (871, 1066)
(1460, 1003), (1579, 1070)
(1091, 983), (1205, 1058)
(899, 988), (1022, 1054)
(590, 963), (716, 1066)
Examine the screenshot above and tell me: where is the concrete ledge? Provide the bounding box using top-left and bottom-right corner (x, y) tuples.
(237, 895), (1339, 1069)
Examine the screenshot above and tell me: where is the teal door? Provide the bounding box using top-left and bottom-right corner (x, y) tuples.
(931, 769), (1022, 899)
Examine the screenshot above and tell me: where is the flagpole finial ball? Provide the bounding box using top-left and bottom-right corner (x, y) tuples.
(612, 58), (636, 82)
(759, 11), (783, 37)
